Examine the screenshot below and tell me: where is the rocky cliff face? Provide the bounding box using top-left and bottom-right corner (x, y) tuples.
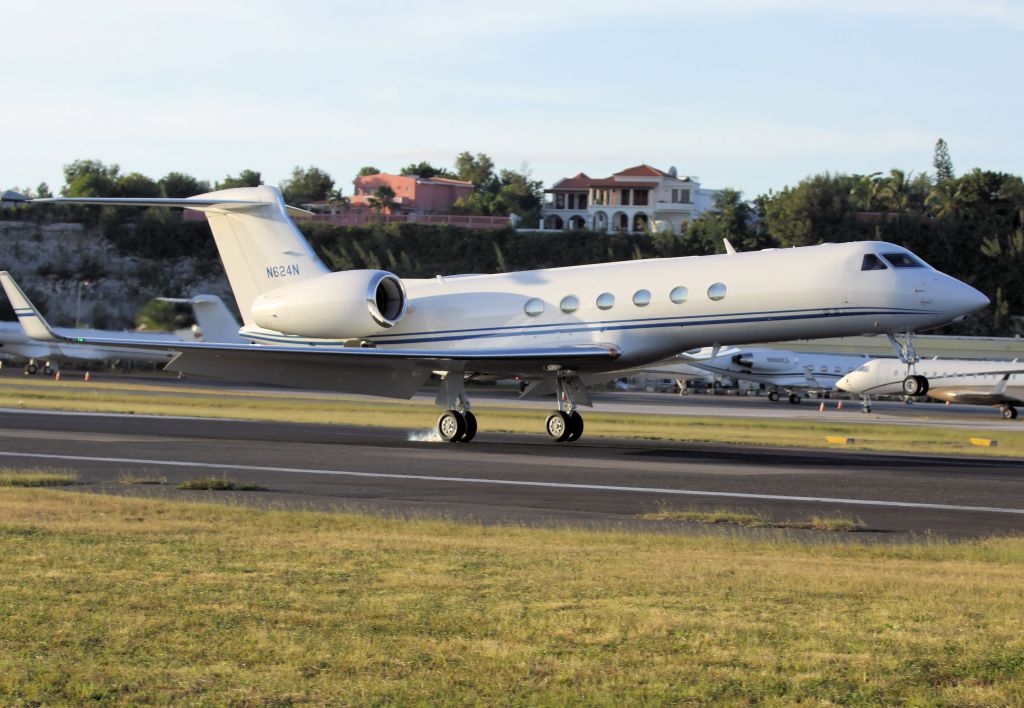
(0, 221), (232, 328)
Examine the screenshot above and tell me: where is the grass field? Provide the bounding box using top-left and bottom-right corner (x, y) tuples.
(2, 375), (1023, 457)
(1, 489), (1023, 704)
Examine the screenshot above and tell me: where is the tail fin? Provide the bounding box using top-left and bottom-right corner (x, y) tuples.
(159, 294), (245, 343)
(32, 185), (329, 326)
(0, 271), (61, 342)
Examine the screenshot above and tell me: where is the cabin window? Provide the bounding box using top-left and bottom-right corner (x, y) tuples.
(669, 286), (688, 304)
(861, 254), (888, 271)
(632, 289), (652, 307)
(560, 295), (580, 314)
(524, 298), (545, 317)
(707, 283), (727, 301)
(596, 292), (615, 310)
(882, 252), (925, 268)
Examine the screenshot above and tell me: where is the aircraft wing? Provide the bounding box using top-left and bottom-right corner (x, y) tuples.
(0, 271), (620, 398)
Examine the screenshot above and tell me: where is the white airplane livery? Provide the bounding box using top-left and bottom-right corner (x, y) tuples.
(836, 358), (1024, 419)
(0, 295), (242, 374)
(680, 348), (874, 403)
(1, 185), (989, 443)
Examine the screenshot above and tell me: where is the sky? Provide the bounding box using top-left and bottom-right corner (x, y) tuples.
(2, 0), (1022, 198)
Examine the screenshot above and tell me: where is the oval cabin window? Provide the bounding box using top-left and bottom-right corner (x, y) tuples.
(560, 295), (580, 314)
(632, 289), (652, 307)
(669, 286), (688, 304)
(524, 298), (545, 317)
(707, 283), (727, 301)
(596, 293), (615, 311)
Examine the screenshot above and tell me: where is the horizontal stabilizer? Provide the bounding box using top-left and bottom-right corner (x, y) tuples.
(30, 196), (313, 218)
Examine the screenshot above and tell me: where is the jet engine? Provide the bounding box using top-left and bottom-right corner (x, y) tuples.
(731, 351), (795, 372)
(250, 269), (407, 339)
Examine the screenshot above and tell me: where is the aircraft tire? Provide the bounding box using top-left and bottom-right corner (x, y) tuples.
(437, 410), (466, 442)
(43, 366), (53, 376)
(25, 364), (37, 375)
(788, 393), (801, 404)
(545, 412), (572, 442)
(1002, 406), (1018, 420)
(566, 411), (584, 442)
(902, 375), (926, 396)
(461, 411), (478, 442)
(768, 391), (780, 402)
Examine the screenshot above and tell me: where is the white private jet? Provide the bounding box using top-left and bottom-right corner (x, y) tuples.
(0, 185), (988, 443)
(678, 347), (875, 403)
(836, 358), (1024, 418)
(0, 294), (241, 374)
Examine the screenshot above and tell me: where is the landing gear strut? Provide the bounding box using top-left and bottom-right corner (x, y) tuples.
(434, 372), (477, 442)
(546, 374), (589, 443)
(860, 395), (872, 414)
(888, 332), (929, 396)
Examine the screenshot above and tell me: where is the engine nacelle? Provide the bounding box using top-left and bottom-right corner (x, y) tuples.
(731, 350), (797, 372)
(250, 269), (407, 339)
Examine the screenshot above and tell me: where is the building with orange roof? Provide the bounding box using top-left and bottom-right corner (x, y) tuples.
(349, 173), (475, 214)
(541, 164), (717, 234)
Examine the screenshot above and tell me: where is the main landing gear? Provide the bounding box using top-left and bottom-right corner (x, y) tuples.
(23, 359), (56, 376)
(1001, 405), (1018, 420)
(435, 372), (477, 442)
(888, 332), (929, 397)
(545, 375), (588, 443)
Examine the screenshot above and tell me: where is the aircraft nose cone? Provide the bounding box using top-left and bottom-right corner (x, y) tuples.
(835, 375), (852, 392)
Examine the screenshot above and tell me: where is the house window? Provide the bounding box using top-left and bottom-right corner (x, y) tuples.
(578, 193), (587, 209)
(634, 190), (649, 206)
(621, 190), (631, 206)
(680, 189), (691, 203)
(671, 189), (679, 203)
(555, 194), (565, 209)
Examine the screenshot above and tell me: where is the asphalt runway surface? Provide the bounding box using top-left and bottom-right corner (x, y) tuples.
(1, 408), (1022, 540)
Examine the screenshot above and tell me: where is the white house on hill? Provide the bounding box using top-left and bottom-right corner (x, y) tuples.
(540, 164), (718, 234)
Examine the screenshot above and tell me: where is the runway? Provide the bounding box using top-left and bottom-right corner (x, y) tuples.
(1, 408), (1022, 539)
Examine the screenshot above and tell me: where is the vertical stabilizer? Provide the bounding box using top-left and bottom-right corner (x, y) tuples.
(194, 186), (328, 325)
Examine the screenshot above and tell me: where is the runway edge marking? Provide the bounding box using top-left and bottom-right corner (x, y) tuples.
(2, 450), (1024, 516)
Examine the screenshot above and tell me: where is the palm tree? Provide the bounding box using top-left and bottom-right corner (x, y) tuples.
(327, 188), (350, 214)
(367, 186), (397, 215)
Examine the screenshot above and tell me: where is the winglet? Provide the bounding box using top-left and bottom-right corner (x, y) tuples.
(0, 272), (63, 342)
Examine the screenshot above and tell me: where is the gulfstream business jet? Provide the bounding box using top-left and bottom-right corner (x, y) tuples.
(1, 186), (989, 443)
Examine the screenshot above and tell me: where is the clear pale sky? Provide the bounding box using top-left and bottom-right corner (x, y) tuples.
(2, 0), (1021, 198)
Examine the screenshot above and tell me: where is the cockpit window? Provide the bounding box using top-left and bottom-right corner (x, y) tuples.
(855, 364), (871, 373)
(861, 254), (888, 271)
(882, 252), (925, 268)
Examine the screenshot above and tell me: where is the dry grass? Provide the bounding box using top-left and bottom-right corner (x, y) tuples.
(1, 489), (1023, 704)
(177, 476), (268, 491)
(117, 473), (167, 485)
(2, 377), (1023, 457)
(640, 506), (866, 532)
(0, 467), (79, 487)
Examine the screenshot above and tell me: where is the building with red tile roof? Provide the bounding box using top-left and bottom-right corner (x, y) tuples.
(541, 164), (718, 234)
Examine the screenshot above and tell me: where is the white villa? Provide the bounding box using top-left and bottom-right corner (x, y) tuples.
(540, 164), (718, 234)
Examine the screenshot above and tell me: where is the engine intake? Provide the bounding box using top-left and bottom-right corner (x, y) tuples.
(251, 269), (407, 339)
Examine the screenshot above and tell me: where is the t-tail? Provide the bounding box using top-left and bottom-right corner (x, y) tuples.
(31, 186), (329, 326)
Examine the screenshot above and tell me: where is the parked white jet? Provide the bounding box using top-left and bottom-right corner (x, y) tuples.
(2, 185), (988, 443)
(836, 358), (1024, 418)
(681, 347), (874, 403)
(0, 294), (241, 373)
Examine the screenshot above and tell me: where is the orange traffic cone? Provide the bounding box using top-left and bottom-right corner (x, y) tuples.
(837, 401), (843, 410)
(83, 371), (91, 382)
(819, 401), (825, 413)
(946, 400), (951, 406)
(54, 371), (61, 381)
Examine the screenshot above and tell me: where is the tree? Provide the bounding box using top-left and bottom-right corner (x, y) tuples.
(934, 138), (955, 183)
(280, 166), (334, 205)
(216, 170), (262, 189)
(367, 185), (396, 214)
(159, 172), (211, 198)
(62, 159), (120, 197)
(399, 161), (453, 179)
(327, 188), (350, 213)
(117, 172), (161, 198)
(356, 166), (381, 177)
(454, 151), (496, 189)
(35, 182), (52, 198)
